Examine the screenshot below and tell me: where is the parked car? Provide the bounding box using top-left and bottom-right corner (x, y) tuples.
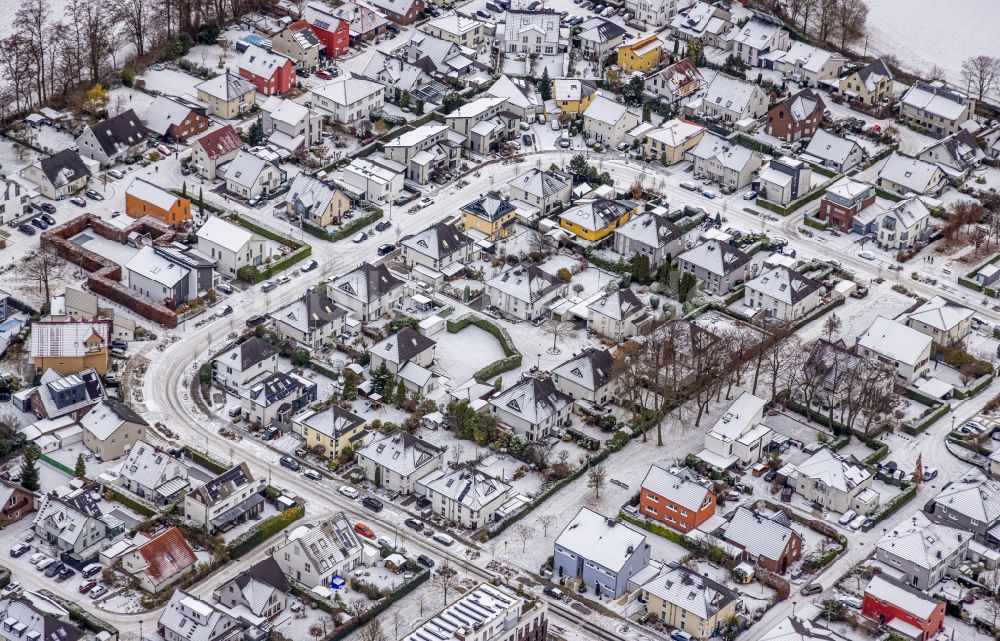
(70, 197), (86, 207)
(89, 585), (109, 598)
(246, 314), (266, 327)
(108, 169), (125, 180)
(763, 470), (778, 482)
(702, 190), (718, 199)
(85, 189), (104, 201)
(315, 70), (334, 80)
(800, 583), (822, 596)
(82, 563), (103, 578)
(31, 218), (48, 229)
(0, 582), (20, 598)
(300, 259), (319, 272)
(362, 497), (384, 512)
(416, 554), (435, 568)
(41, 213), (56, 226)
(680, 181), (699, 191)
(670, 632), (694, 641)
(838, 510), (857, 526)
(9, 543), (29, 558)
(354, 522), (375, 538)
(36, 557), (57, 572)
(432, 533), (454, 547)
(79, 580), (97, 594)
(374, 219), (392, 232)
(377, 243), (395, 256)
(742, 190), (758, 200)
(859, 250), (876, 260)
(404, 517), (423, 531)
(156, 144), (172, 156)
(302, 469), (322, 481)
(849, 514), (867, 530)
(216, 282), (233, 294)
(279, 456), (300, 471)
(110, 338), (128, 351)
(338, 486), (359, 499)
(261, 281), (278, 292)
(550, 120), (560, 131)
(40, 202), (56, 213)
(352, 232), (368, 243)
(219, 305), (233, 316)
(18, 224), (35, 235)
(28, 553), (45, 565)
(45, 562), (64, 578)
(295, 68), (310, 78)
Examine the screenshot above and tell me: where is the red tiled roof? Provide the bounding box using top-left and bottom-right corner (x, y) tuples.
(138, 526), (197, 584)
(195, 125), (243, 159)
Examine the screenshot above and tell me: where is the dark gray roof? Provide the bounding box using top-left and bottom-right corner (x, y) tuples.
(238, 337), (279, 370)
(234, 557), (291, 594)
(858, 58), (894, 85)
(88, 109), (148, 157)
(105, 399), (149, 426)
(190, 462), (255, 506)
(38, 149), (88, 187)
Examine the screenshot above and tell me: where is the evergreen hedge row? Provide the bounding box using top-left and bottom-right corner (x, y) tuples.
(108, 487), (156, 517)
(333, 210), (384, 240)
(227, 503), (305, 558)
(447, 315), (523, 382)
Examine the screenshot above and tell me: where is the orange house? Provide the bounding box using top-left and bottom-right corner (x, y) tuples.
(125, 178), (191, 227)
(639, 464), (715, 533)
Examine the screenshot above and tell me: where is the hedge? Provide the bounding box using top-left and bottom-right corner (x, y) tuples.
(862, 443), (889, 465)
(39, 453), (74, 476)
(955, 373), (994, 399)
(227, 503), (305, 558)
(958, 252), (1000, 292)
(171, 189), (224, 214)
(869, 483), (917, 525)
(828, 435), (850, 452)
(333, 209), (383, 241)
(785, 398), (849, 433)
(474, 355), (522, 382)
(755, 181), (831, 216)
(329, 568), (431, 640)
(310, 359), (341, 381)
(182, 445), (230, 475)
(803, 216), (827, 231)
(302, 219), (334, 242)
(902, 386), (941, 407)
(108, 487), (157, 517)
(619, 512), (700, 551)
(583, 247), (630, 275)
(447, 315), (523, 381)
(232, 214), (312, 283)
(902, 401), (950, 436)
(959, 277), (984, 292)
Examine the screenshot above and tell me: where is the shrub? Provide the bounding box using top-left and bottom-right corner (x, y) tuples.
(556, 267), (572, 282)
(121, 68), (135, 86)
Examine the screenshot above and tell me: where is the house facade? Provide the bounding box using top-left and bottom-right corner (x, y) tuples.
(639, 464), (715, 533)
(790, 449), (878, 514)
(639, 564), (740, 640)
(490, 375), (573, 441)
(329, 262), (404, 322)
(613, 211), (685, 270)
(76, 109), (148, 167)
(355, 431), (443, 493)
(553, 507), (650, 598)
(238, 45), (294, 96)
(190, 125), (243, 180)
(183, 463), (264, 534)
(195, 71), (256, 119)
(765, 89), (824, 142)
(817, 178), (876, 232)
(722, 507), (802, 574)
(484, 265), (566, 321)
(742, 265), (823, 322)
(125, 178), (191, 227)
(677, 240), (751, 295)
(272, 512), (362, 587)
(856, 316), (932, 383)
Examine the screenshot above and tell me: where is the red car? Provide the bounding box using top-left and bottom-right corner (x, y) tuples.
(79, 580), (97, 594)
(354, 522), (374, 538)
(315, 70), (334, 80)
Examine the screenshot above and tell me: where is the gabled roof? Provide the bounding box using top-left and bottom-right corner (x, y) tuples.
(287, 174), (342, 218)
(856, 59), (894, 92)
(746, 266), (823, 305)
(503, 10), (563, 45)
(356, 430), (442, 476)
(30, 321), (107, 359)
(878, 152), (943, 194)
(197, 216), (256, 253)
(361, 51), (427, 92)
(932, 467), (1000, 525)
(722, 506), (798, 561)
(678, 240), (750, 277)
(857, 316), (932, 366)
(648, 59), (704, 95)
(34, 368), (106, 419)
(508, 168), (571, 200)
(804, 129), (861, 166)
(311, 74), (384, 107)
(641, 464), (712, 512)
(325, 1), (389, 36)
(127, 178), (182, 211)
(331, 262), (404, 304)
(80, 399), (148, 441)
(370, 327), (436, 365)
(876, 510), (968, 570)
(553, 78), (597, 102)
(587, 288), (643, 322)
(159, 591), (239, 641)
(303, 2), (348, 33)
(689, 132), (761, 172)
(238, 44), (292, 79)
(424, 12), (484, 37)
(134, 526), (197, 585)
(883, 196), (932, 230)
(865, 574), (941, 620)
(119, 440), (187, 492)
(295, 405), (365, 439)
(187, 462), (256, 507)
(794, 448), (871, 493)
(759, 617), (848, 641)
(729, 18), (784, 49)
(584, 95), (630, 125)
(400, 222), (471, 260)
(615, 211), (684, 248)
(772, 89), (824, 123)
(901, 81), (968, 120)
(552, 348), (615, 392)
(421, 466), (511, 511)
(770, 42), (842, 74)
(578, 17), (626, 44)
(486, 74), (540, 112)
(270, 290), (346, 335)
(555, 507), (646, 572)
(194, 125), (243, 159)
(196, 70), (255, 102)
(920, 129), (986, 171)
(34, 149), (88, 187)
(224, 150), (274, 190)
(0, 596), (84, 641)
(702, 73), (763, 115)
(489, 376), (573, 426)
(561, 198), (637, 232)
(707, 392), (767, 442)
(907, 295), (973, 333)
(86, 109), (147, 157)
(645, 118), (705, 147)
(485, 265), (562, 304)
(671, 1), (731, 39)
(142, 96), (204, 137)
(640, 563), (737, 620)
(461, 193), (516, 222)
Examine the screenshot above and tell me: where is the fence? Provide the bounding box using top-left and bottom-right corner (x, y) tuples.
(39, 453), (74, 476)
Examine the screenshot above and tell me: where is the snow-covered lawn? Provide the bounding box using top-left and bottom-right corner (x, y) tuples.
(434, 324), (506, 383)
(138, 68), (204, 98)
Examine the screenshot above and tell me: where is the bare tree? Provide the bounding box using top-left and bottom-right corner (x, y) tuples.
(20, 250), (67, 309)
(587, 464), (608, 498)
(433, 561), (459, 606)
(356, 619), (386, 641)
(815, 0), (839, 42)
(926, 64), (949, 83)
(961, 55), (1000, 102)
(541, 318), (573, 354)
(514, 523), (535, 553)
(823, 314), (842, 342)
(835, 0), (868, 50)
(538, 514), (556, 537)
(116, 0), (149, 58)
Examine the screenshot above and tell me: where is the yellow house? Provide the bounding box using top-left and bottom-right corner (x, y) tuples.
(551, 78), (598, 116)
(640, 564), (740, 640)
(559, 198), (638, 241)
(617, 35), (661, 74)
(461, 193), (518, 240)
(642, 118), (706, 164)
(30, 320), (109, 376)
(293, 405), (367, 459)
(838, 58), (894, 106)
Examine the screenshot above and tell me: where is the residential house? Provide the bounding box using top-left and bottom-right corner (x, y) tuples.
(461, 192), (518, 240)
(339, 157), (405, 203)
(0, 480), (37, 527)
(689, 133), (763, 189)
(293, 405), (366, 460)
(930, 467), (1000, 546)
(368, 327), (436, 377)
(329, 262), (404, 322)
(325, 2), (388, 44)
(877, 152), (946, 197)
(273, 512), (362, 586)
(489, 375), (573, 441)
(551, 78), (598, 116)
(361, 51), (432, 99)
(310, 74), (385, 123)
(159, 591), (242, 641)
(80, 399), (148, 461)
(486, 74), (541, 119)
(214, 557), (290, 620)
(421, 12), (489, 50)
(638, 563), (740, 640)
(863, 574), (945, 641)
(117, 440), (190, 504)
(918, 129), (985, 180)
(559, 198), (638, 241)
(677, 240), (751, 295)
(29, 320), (108, 376)
(141, 95), (209, 141)
(551, 348), (617, 404)
(873, 196), (934, 251)
(645, 59), (704, 105)
(802, 128), (864, 173)
(818, 178), (876, 233)
(728, 18), (789, 67)
(978, 263), (1000, 289)
(553, 507), (650, 598)
(642, 118), (706, 163)
(399, 31), (475, 80)
(757, 156), (813, 205)
(20, 149), (88, 199)
(765, 89), (824, 142)
(721, 506), (802, 574)
(33, 493), (114, 556)
(239, 371), (317, 427)
(579, 18), (626, 63)
(613, 211), (686, 270)
(501, 10), (564, 56)
(383, 124), (465, 184)
(507, 169), (572, 215)
(238, 45), (294, 96)
(125, 178), (190, 227)
(0, 599), (86, 641)
(122, 526), (198, 593)
(285, 174), (349, 227)
(367, 0), (424, 25)
(261, 96), (324, 152)
(627, 0), (679, 29)
(906, 296), (973, 346)
(586, 289), (647, 342)
(789, 448), (879, 514)
(0, 178), (29, 224)
(195, 71), (256, 119)
(856, 316), (932, 382)
(272, 20), (324, 72)
(699, 73), (769, 123)
(401, 585), (548, 641)
(124, 243), (216, 307)
(670, 1), (732, 48)
(617, 35), (661, 74)
(445, 97), (518, 154)
(583, 95), (639, 147)
(213, 337), (278, 393)
(767, 42), (845, 87)
(743, 265), (823, 322)
(184, 463), (264, 534)
(356, 430), (443, 493)
(270, 291), (346, 351)
(697, 392), (772, 469)
(899, 81), (974, 138)
(190, 125), (243, 180)
(400, 222), (473, 273)
(639, 464), (715, 533)
(875, 511), (969, 589)
(839, 58), (894, 106)
(485, 265), (566, 321)
(196, 216), (267, 278)
(416, 466), (512, 528)
(302, 3), (351, 58)
(224, 150), (285, 200)
(28, 368), (106, 420)
(75, 109), (148, 167)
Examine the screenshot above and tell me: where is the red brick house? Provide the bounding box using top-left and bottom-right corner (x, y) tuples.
(863, 574), (944, 641)
(304, 4), (351, 57)
(639, 464), (715, 533)
(238, 45), (294, 96)
(765, 89), (825, 142)
(817, 177), (876, 232)
(0, 480), (39, 526)
(721, 507), (802, 574)
(367, 0), (425, 25)
(141, 96), (209, 142)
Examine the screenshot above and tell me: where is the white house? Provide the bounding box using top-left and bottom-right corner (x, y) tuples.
(355, 430), (443, 493)
(877, 152), (947, 198)
(121, 527), (198, 593)
(416, 467), (512, 528)
(116, 440), (190, 504)
(224, 150), (285, 200)
(269, 291), (347, 350)
(184, 463), (264, 533)
(583, 95), (640, 147)
(196, 216), (267, 278)
(918, 129), (986, 180)
(856, 316), (932, 383)
(768, 41), (845, 86)
(212, 337), (279, 392)
(586, 288), (647, 341)
(506, 169), (573, 215)
(190, 125), (243, 180)
(553, 507), (650, 598)
(742, 265), (823, 322)
(677, 240), (752, 295)
(874, 196), (934, 251)
(788, 448), (878, 515)
(802, 128), (864, 173)
(339, 157), (404, 204)
(383, 124), (466, 185)
(159, 591), (241, 641)
(669, 1), (732, 48)
(368, 327), (436, 376)
(613, 211), (686, 270)
(727, 18), (789, 67)
(484, 265), (566, 321)
(689, 133), (763, 189)
(399, 222), (473, 273)
(272, 512), (362, 587)
(260, 96), (323, 152)
(626, 0), (679, 29)
(899, 81), (974, 138)
(329, 262), (405, 322)
(905, 295), (973, 347)
(697, 392), (772, 470)
(550, 348), (617, 405)
(489, 376), (573, 441)
(309, 74), (385, 124)
(698, 73), (769, 123)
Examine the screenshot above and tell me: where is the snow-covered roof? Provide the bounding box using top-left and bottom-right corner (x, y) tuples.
(400, 222), (471, 260)
(901, 82), (968, 121)
(356, 431), (442, 477)
(584, 95), (629, 125)
(119, 441), (187, 493)
(331, 262), (404, 304)
(238, 44), (291, 79)
(490, 375), (572, 426)
(578, 17), (626, 45)
(587, 287), (643, 323)
(361, 51), (426, 93)
(855, 59), (894, 93)
(551, 348), (615, 392)
(641, 465), (712, 512)
(125, 246), (189, 288)
(865, 574), (940, 620)
(127, 178), (181, 212)
(266, 97), (310, 127)
(678, 239), (750, 277)
(195, 71), (255, 102)
(193, 125), (243, 160)
(369, 328), (436, 366)
(294, 405), (365, 440)
(133, 526), (197, 585)
(723, 506), (799, 562)
(197, 216), (255, 253)
(311, 74), (383, 107)
(775, 89), (824, 123)
(770, 42), (842, 74)
(159, 591), (238, 641)
(401, 585), (519, 641)
(746, 266), (822, 305)
(671, 1), (731, 39)
(639, 563), (737, 620)
(553, 78), (597, 103)
(141, 96), (201, 137)
(794, 448), (871, 493)
(424, 11), (484, 37)
(932, 467), (1000, 526)
(216, 337), (278, 373)
(269, 291), (345, 335)
(486, 75), (540, 112)
(689, 132), (760, 172)
(485, 265), (562, 304)
(707, 392), (767, 442)
(33, 368), (105, 419)
(507, 168), (571, 200)
(287, 174), (340, 218)
(503, 9), (563, 45)
(857, 316), (932, 366)
(907, 295), (973, 333)
(85, 109), (147, 157)
(555, 507), (646, 572)
(30, 321), (107, 359)
(728, 18), (784, 50)
(561, 198), (637, 232)
(645, 118), (705, 147)
(224, 150), (273, 191)
(420, 467), (511, 511)
(877, 511), (968, 570)
(702, 73), (762, 115)
(614, 212), (684, 248)
(758, 617), (849, 641)
(448, 96), (506, 119)
(878, 153), (943, 194)
(805, 129), (861, 166)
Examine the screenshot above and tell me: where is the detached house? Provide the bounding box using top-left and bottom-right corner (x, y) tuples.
(224, 150), (286, 200)
(125, 178), (191, 227)
(30, 320), (108, 376)
(117, 440), (190, 504)
(76, 109), (148, 167)
(184, 463), (264, 534)
(213, 337), (278, 393)
(579, 18), (626, 63)
(190, 125), (243, 180)
(329, 262), (404, 322)
(490, 375), (573, 441)
(507, 169), (572, 215)
(383, 124), (465, 185)
(141, 95), (209, 141)
(697, 392), (772, 469)
(502, 10), (564, 56)
(677, 240), (751, 295)
(818, 178), (876, 232)
(0, 480), (38, 527)
(293, 405), (366, 460)
(368, 0), (425, 25)
(196, 216), (267, 278)
(918, 129), (985, 180)
(698, 73), (768, 123)
(261, 96), (324, 152)
(272, 513), (362, 587)
(122, 526), (198, 593)
(728, 18), (789, 67)
(906, 295), (973, 346)
(416, 467), (512, 528)
(765, 89), (824, 143)
(33, 493), (114, 557)
(583, 95), (639, 148)
(368, 327), (436, 378)
(900, 81), (974, 138)
(215, 557), (290, 620)
(626, 0), (678, 29)
(239, 371), (317, 427)
(29, 368), (106, 420)
(356, 431), (443, 493)
(326, 2), (388, 44)
(485, 265), (566, 321)
(21, 149), (89, 199)
(863, 574), (945, 641)
(285, 174), (350, 227)
(195, 71), (256, 119)
(670, 1), (732, 48)
(586, 288), (647, 342)
(721, 507), (801, 574)
(553, 507), (650, 598)
(461, 193), (517, 240)
(639, 564), (740, 640)
(642, 118), (706, 164)
(361, 52), (432, 99)
(272, 20), (324, 73)
(839, 58), (894, 106)
(768, 41), (845, 87)
(639, 464), (715, 533)
(400, 222), (474, 273)
(159, 591), (241, 641)
(873, 197), (934, 251)
(758, 156), (813, 206)
(552, 78), (598, 116)
(446, 97), (518, 154)
(875, 511), (969, 590)
(238, 45), (294, 96)
(856, 316), (932, 383)
(788, 448), (878, 514)
(646, 59), (704, 105)
(551, 348), (617, 404)
(310, 74), (385, 124)
(340, 157), (404, 204)
(80, 399), (148, 461)
(486, 75), (540, 119)
(270, 291), (347, 351)
(743, 265), (823, 322)
(303, 3), (350, 58)
(802, 128), (864, 173)
(422, 12), (489, 50)
(689, 133), (763, 189)
(877, 152), (946, 197)
(559, 198), (638, 241)
(930, 467), (1000, 546)
(613, 211), (686, 270)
